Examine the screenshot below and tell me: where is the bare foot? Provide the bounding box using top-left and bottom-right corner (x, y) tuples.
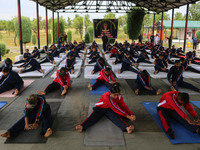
(88, 84), (92, 91)
(118, 69), (121, 74)
(18, 70), (22, 74)
(61, 89), (67, 95)
(14, 89), (19, 96)
(154, 70), (158, 75)
(1, 131), (11, 138)
(53, 61), (55, 64)
(44, 128), (52, 138)
(126, 125), (135, 134)
(71, 70), (74, 74)
(135, 89), (139, 95)
(112, 61), (115, 65)
(170, 86), (176, 91)
(156, 89), (162, 95)
(138, 69), (142, 72)
(91, 71), (95, 74)
(76, 125), (83, 133)
(37, 90), (46, 95)
(87, 60), (89, 64)
(81, 55), (83, 59)
(40, 69), (44, 74)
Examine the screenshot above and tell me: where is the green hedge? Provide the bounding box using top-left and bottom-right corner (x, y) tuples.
(0, 42), (7, 56)
(196, 30), (200, 39)
(109, 39), (115, 44)
(67, 30), (72, 43)
(87, 26), (93, 42)
(32, 34), (36, 45)
(85, 32), (90, 44)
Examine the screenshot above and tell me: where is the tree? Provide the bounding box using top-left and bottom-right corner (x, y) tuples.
(174, 12), (185, 20)
(0, 32), (2, 40)
(87, 26), (93, 42)
(196, 30), (200, 39)
(67, 30), (72, 43)
(85, 32), (90, 43)
(143, 14), (153, 27)
(53, 16), (66, 43)
(189, 2), (200, 20)
(48, 34), (52, 44)
(7, 20), (15, 35)
(123, 24), (128, 40)
(118, 15), (127, 27)
(154, 12), (170, 24)
(127, 8), (146, 40)
(104, 13), (116, 19)
(72, 14), (92, 39)
(67, 17), (72, 27)
(32, 16), (43, 34)
(0, 20), (7, 31)
(14, 16), (32, 49)
(32, 34), (36, 45)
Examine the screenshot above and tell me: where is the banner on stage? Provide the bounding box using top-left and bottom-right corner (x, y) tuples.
(93, 19), (118, 39)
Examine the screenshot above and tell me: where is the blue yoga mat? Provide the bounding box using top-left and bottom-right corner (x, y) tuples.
(191, 101), (200, 108)
(0, 101), (7, 109)
(143, 102), (200, 144)
(90, 79), (110, 95)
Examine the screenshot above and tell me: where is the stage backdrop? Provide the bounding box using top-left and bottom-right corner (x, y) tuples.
(93, 19), (118, 39)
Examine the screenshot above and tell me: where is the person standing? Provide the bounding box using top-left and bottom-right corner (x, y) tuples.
(154, 34), (159, 45)
(102, 33), (108, 52)
(138, 34), (143, 43)
(193, 36), (198, 51)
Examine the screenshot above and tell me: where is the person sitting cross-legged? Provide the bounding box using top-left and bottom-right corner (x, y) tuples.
(37, 67), (71, 96)
(1, 94), (52, 138)
(157, 91), (200, 139)
(76, 86), (136, 134)
(135, 70), (162, 95)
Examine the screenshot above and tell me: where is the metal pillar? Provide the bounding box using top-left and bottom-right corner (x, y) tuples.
(57, 12), (59, 38)
(170, 8), (174, 48)
(36, 0), (40, 49)
(152, 14), (155, 35)
(183, 3), (189, 53)
(160, 12), (164, 45)
(52, 11), (55, 43)
(17, 0), (23, 55)
(45, 7), (48, 46)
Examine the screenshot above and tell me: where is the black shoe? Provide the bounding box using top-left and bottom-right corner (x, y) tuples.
(166, 128), (175, 139)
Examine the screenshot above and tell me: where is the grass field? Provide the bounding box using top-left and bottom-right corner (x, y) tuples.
(0, 27), (195, 61)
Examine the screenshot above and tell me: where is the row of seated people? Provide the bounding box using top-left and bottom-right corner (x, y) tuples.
(2, 85), (200, 139)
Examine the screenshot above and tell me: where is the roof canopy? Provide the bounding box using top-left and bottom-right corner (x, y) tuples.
(158, 20), (200, 28)
(31, 0), (199, 13)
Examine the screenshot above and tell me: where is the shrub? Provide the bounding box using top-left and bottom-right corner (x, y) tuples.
(85, 32), (90, 44)
(0, 42), (7, 56)
(87, 26), (93, 42)
(67, 30), (72, 43)
(32, 34), (36, 45)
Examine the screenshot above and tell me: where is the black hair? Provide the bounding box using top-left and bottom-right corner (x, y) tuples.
(159, 53), (164, 57)
(113, 82), (120, 87)
(142, 70), (148, 77)
(98, 57), (104, 62)
(180, 58), (185, 62)
(5, 58), (12, 64)
(175, 60), (180, 64)
(125, 51), (130, 56)
(26, 49), (29, 51)
(110, 86), (120, 93)
(105, 66), (111, 72)
(34, 46), (37, 49)
(2, 67), (10, 73)
(178, 93), (189, 104)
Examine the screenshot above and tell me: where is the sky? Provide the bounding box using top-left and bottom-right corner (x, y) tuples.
(0, 0), (190, 21)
